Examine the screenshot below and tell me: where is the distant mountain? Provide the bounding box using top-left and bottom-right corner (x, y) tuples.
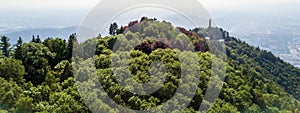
(4, 26), (78, 43)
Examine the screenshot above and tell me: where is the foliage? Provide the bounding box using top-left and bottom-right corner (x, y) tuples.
(0, 58), (25, 82)
(0, 36), (11, 57)
(109, 22), (118, 36)
(0, 17), (299, 113)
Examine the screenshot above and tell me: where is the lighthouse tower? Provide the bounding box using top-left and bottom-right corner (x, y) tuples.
(208, 19), (212, 28)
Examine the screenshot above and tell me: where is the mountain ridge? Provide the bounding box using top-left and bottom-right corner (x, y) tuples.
(0, 17), (299, 112)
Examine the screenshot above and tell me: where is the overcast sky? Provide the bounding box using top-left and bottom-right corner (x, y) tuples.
(1, 0), (299, 11)
(201, 0), (300, 10)
(0, 0), (99, 10)
(1, 0), (300, 40)
(1, 0), (299, 30)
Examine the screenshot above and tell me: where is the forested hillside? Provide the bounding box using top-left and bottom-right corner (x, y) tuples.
(0, 17), (299, 113)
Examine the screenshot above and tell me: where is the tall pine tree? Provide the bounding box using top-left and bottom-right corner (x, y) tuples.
(0, 36), (11, 57)
(14, 37), (23, 60)
(31, 35), (36, 42)
(36, 35), (41, 43)
(109, 22), (118, 36)
(67, 33), (77, 60)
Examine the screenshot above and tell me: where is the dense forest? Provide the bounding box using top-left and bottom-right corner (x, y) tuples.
(0, 17), (299, 113)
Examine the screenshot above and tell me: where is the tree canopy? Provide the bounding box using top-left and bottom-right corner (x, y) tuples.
(0, 17), (299, 113)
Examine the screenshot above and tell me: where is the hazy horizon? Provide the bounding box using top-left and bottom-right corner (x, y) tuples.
(1, 0), (300, 11)
(1, 0), (300, 30)
(1, 0), (300, 67)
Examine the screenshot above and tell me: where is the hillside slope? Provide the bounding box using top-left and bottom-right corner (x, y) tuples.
(0, 17), (299, 113)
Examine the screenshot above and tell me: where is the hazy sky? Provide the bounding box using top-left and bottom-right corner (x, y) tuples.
(0, 0), (99, 9)
(201, 0), (300, 10)
(1, 0), (299, 11)
(1, 0), (299, 31)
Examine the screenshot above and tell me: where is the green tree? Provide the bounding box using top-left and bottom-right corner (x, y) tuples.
(0, 78), (23, 112)
(0, 58), (25, 82)
(109, 22), (118, 36)
(16, 37), (23, 46)
(43, 38), (67, 67)
(31, 35), (36, 42)
(18, 42), (55, 85)
(0, 36), (11, 57)
(14, 37), (24, 60)
(54, 60), (73, 82)
(67, 33), (77, 61)
(116, 26), (125, 35)
(15, 95), (33, 113)
(36, 35), (42, 43)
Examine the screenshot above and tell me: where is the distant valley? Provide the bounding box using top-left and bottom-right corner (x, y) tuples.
(213, 12), (300, 67)
(2, 26), (77, 43)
